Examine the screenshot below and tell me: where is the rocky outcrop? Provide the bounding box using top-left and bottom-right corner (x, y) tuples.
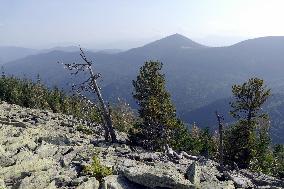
(118, 159), (195, 189)
(0, 102), (283, 189)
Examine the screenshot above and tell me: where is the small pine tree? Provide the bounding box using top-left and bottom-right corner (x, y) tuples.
(229, 77), (271, 168)
(132, 61), (181, 150)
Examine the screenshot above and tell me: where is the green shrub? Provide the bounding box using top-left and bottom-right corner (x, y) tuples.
(83, 156), (112, 181)
(77, 124), (93, 135)
(110, 98), (137, 133)
(0, 76), (102, 124)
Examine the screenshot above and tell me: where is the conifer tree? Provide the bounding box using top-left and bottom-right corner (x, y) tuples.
(229, 77), (271, 168)
(132, 61), (180, 150)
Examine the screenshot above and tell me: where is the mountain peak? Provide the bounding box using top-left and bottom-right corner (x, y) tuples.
(143, 33), (207, 50)
(164, 33), (190, 39)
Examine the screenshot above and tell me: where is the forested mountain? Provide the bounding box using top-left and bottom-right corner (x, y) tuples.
(2, 34), (284, 143)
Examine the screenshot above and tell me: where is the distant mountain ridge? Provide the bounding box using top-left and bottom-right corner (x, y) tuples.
(2, 34), (284, 143)
(0, 46), (38, 64)
(0, 46), (123, 65)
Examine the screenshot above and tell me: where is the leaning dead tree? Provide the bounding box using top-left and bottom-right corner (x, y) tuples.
(165, 144), (198, 160)
(59, 48), (117, 143)
(215, 111), (224, 170)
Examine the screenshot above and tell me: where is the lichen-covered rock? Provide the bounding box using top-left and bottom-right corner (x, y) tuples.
(187, 162), (201, 186)
(240, 169), (284, 188)
(0, 178), (6, 189)
(199, 160), (221, 183)
(76, 177), (99, 189)
(0, 102), (102, 188)
(0, 154), (15, 167)
(0, 155), (55, 181)
(18, 170), (56, 189)
(200, 180), (235, 189)
(0, 101), (283, 189)
(101, 175), (144, 189)
(224, 171), (254, 188)
(119, 159), (195, 189)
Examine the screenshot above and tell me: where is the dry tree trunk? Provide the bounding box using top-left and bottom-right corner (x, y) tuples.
(165, 144), (198, 160)
(88, 69), (117, 142)
(60, 48), (117, 143)
(215, 111), (224, 170)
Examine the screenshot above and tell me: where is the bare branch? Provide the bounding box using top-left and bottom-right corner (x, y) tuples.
(59, 47), (117, 143)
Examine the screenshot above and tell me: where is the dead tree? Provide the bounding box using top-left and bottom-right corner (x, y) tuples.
(215, 111), (224, 170)
(59, 48), (117, 143)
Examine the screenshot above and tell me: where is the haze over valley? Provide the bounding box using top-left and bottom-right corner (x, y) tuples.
(1, 34), (284, 143)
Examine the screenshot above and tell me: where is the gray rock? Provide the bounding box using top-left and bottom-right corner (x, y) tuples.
(240, 169), (284, 188)
(45, 181), (57, 189)
(35, 142), (58, 158)
(18, 169), (57, 189)
(120, 160), (195, 189)
(54, 175), (72, 187)
(0, 154), (15, 167)
(76, 177), (99, 189)
(126, 152), (161, 162)
(186, 162), (201, 186)
(60, 121), (74, 127)
(224, 171), (254, 188)
(70, 177), (85, 186)
(0, 102), (282, 189)
(14, 121), (27, 128)
(101, 175), (144, 189)
(200, 180), (235, 189)
(0, 179), (6, 189)
(199, 161), (220, 183)
(115, 144), (132, 155)
(60, 151), (77, 167)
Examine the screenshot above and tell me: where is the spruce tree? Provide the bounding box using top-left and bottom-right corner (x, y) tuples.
(132, 61), (180, 150)
(229, 77), (271, 168)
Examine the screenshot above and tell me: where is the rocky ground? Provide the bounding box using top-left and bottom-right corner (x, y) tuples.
(0, 102), (283, 189)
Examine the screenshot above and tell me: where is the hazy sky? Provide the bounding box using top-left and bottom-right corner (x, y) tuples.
(1, 0), (284, 49)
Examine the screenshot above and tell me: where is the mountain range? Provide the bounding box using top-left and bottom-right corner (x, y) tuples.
(2, 33), (284, 143)
(0, 46), (123, 65)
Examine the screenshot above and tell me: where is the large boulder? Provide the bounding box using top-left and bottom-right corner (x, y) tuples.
(186, 162), (201, 186)
(101, 175), (144, 189)
(0, 154), (15, 167)
(224, 171), (254, 188)
(76, 177), (99, 189)
(18, 170), (55, 189)
(119, 159), (195, 189)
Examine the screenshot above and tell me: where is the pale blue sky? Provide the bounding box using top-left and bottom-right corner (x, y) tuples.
(1, 0), (284, 49)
